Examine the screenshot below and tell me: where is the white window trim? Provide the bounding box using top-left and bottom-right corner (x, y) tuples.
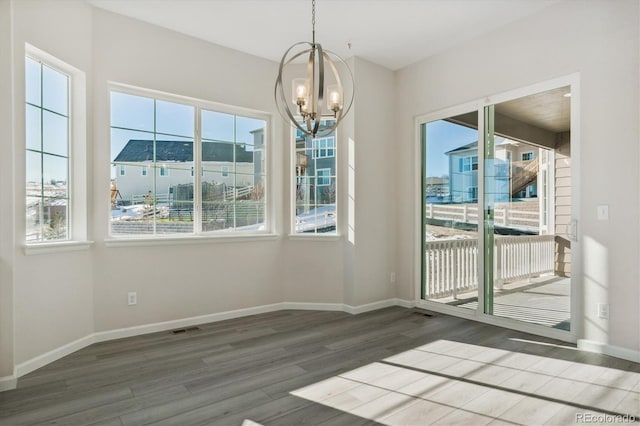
(24, 43), (89, 250)
(108, 82), (272, 240)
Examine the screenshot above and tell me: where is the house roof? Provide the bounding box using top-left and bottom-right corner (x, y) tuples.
(114, 140), (254, 163)
(445, 141), (478, 155)
(445, 137), (511, 155)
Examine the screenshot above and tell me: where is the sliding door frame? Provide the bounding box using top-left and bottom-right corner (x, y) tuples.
(414, 73), (581, 344)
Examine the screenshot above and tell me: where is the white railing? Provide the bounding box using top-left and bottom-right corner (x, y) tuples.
(495, 235), (555, 286)
(425, 239), (478, 299)
(225, 185), (254, 200)
(424, 234), (555, 299)
(426, 203), (538, 231)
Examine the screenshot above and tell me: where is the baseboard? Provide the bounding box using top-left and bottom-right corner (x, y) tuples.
(4, 299), (414, 392)
(392, 298), (416, 309)
(93, 302), (286, 343)
(280, 302), (345, 312)
(15, 333), (96, 378)
(0, 374), (17, 392)
(577, 339), (640, 363)
(343, 298), (396, 314)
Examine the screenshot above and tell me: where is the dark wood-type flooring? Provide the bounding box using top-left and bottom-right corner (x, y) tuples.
(0, 307), (638, 425)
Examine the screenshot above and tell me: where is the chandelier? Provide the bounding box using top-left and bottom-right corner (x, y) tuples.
(274, 0), (354, 138)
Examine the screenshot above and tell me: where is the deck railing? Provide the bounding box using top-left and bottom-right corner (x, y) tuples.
(425, 234), (555, 299)
(426, 203), (539, 231)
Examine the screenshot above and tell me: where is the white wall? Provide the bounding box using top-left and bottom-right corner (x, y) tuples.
(91, 8), (287, 331)
(395, 0), (640, 353)
(0, 0), (15, 379)
(10, 0), (95, 365)
(349, 58), (397, 306)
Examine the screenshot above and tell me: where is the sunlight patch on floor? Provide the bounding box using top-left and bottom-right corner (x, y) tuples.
(291, 340), (639, 425)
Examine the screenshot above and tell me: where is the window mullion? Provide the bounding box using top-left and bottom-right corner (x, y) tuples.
(39, 61), (45, 240)
(152, 99), (157, 235)
(194, 107), (202, 234)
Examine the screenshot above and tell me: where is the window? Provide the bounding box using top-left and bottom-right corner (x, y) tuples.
(312, 137), (335, 159)
(119, 165), (126, 176)
(26, 55), (70, 242)
(459, 155), (478, 172)
(293, 121), (337, 235)
(317, 168), (331, 186)
(141, 167), (148, 177)
(110, 87), (268, 236)
(522, 152), (534, 161)
(25, 46), (87, 247)
(468, 186), (478, 201)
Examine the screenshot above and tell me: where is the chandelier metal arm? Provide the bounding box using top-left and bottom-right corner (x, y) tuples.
(313, 43), (324, 137)
(275, 42), (316, 136)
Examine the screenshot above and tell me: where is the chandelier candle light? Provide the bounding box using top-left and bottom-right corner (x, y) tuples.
(275, 0), (354, 138)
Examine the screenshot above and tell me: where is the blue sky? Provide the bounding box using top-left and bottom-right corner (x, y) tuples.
(26, 57), (69, 185)
(425, 120), (478, 177)
(110, 92), (265, 164)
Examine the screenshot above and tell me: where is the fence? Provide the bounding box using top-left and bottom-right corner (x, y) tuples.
(424, 234), (555, 299)
(426, 203), (539, 231)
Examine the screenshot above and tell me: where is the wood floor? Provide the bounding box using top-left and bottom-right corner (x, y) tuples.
(0, 307), (638, 425)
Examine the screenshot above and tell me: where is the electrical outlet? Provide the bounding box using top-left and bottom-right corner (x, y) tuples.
(128, 292), (137, 306)
(597, 303), (609, 319)
(390, 272), (396, 283)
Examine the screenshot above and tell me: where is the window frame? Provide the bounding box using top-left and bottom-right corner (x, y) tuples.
(108, 83), (272, 240)
(24, 44), (90, 252)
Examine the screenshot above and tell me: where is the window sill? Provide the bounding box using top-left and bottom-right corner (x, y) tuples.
(24, 240), (94, 256)
(287, 234), (341, 241)
(104, 233), (280, 247)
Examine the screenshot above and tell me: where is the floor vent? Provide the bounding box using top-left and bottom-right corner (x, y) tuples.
(171, 326), (201, 334)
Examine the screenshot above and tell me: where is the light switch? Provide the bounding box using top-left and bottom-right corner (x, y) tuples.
(597, 205), (609, 221)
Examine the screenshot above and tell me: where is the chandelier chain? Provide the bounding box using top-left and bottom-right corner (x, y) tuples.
(311, 0), (316, 44)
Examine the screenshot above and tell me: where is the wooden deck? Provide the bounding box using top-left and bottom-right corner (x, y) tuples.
(429, 275), (571, 330)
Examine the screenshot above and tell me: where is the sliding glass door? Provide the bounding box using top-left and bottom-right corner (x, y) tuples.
(421, 82), (575, 336)
(421, 112), (479, 311)
(484, 87), (572, 331)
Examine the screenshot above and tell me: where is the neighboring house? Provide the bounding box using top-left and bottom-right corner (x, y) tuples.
(426, 176), (449, 199)
(445, 137), (540, 203)
(294, 126), (337, 211)
(113, 138), (263, 201)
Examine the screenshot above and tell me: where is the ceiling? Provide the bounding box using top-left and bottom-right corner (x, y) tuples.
(496, 86), (571, 134)
(87, 0), (560, 71)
